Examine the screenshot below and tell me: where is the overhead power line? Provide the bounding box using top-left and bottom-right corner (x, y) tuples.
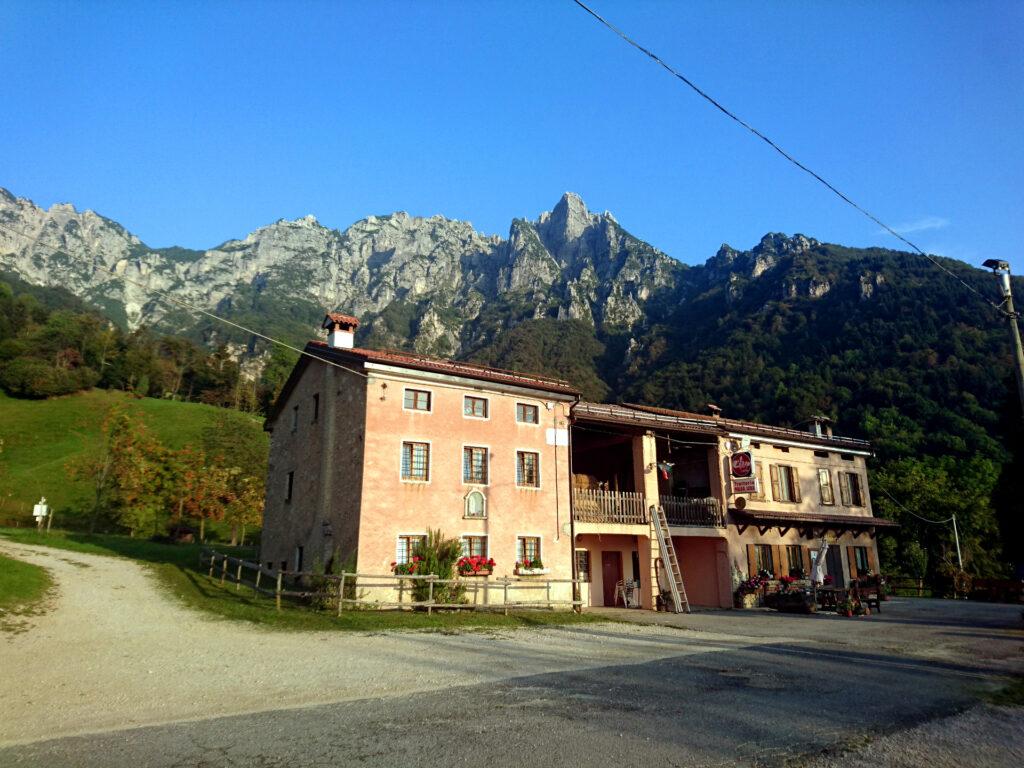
(874, 485), (953, 525)
(570, 0), (1002, 315)
(0, 222), (370, 381)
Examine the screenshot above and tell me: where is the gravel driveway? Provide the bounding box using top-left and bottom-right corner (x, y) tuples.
(1, 541), (1021, 767)
(0, 542), (786, 745)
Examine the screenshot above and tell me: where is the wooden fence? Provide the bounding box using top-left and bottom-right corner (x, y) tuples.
(199, 549), (584, 614)
(884, 576), (931, 598)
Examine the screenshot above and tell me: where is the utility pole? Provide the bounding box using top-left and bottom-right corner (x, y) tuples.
(982, 259), (1024, 420)
(951, 514), (963, 571)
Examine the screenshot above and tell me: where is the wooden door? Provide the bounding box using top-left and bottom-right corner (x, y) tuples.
(826, 547), (844, 588)
(601, 551), (623, 607)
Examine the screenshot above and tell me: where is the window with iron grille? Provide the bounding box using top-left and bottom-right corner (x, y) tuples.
(516, 451), (539, 487)
(464, 396), (488, 418)
(516, 403), (539, 424)
(396, 535), (426, 564)
(464, 491), (486, 519)
(291, 405), (299, 432)
(403, 389), (431, 411)
(461, 535), (488, 558)
(517, 536), (541, 564)
(312, 393), (319, 422)
(575, 549), (591, 582)
(401, 442), (430, 481)
(463, 446), (488, 484)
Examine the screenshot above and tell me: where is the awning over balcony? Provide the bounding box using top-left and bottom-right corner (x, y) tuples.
(729, 508), (898, 539)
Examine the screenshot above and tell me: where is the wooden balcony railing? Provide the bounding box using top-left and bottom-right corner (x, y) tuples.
(571, 491), (725, 528)
(661, 495), (725, 528)
(572, 489), (648, 525)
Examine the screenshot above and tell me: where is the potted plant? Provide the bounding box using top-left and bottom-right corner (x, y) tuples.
(457, 555), (495, 576)
(515, 558), (549, 575)
(734, 573), (769, 608)
(837, 596), (856, 617)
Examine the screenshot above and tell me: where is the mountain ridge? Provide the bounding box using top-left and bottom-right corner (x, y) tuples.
(2, 184), (1020, 575)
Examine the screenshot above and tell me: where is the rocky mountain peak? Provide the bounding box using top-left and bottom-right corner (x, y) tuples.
(537, 192), (598, 248)
(753, 232), (818, 256)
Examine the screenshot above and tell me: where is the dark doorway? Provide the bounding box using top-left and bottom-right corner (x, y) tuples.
(826, 546), (844, 587)
(601, 551), (623, 606)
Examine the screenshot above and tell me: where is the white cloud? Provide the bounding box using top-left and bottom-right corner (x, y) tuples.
(880, 216), (950, 236)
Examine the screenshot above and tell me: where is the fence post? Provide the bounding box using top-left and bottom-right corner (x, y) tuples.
(220, 556), (228, 585)
(275, 571), (283, 612)
(546, 579), (552, 609)
(427, 577), (435, 615)
(208, 552), (216, 578)
(503, 579), (509, 616)
(254, 567), (262, 596)
(338, 574), (346, 616)
(235, 561), (243, 591)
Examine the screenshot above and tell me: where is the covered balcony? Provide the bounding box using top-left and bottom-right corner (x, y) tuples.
(570, 405), (726, 530)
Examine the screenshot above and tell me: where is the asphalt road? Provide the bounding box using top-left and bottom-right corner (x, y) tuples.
(1, 542), (1021, 767)
(1, 622), (1013, 768)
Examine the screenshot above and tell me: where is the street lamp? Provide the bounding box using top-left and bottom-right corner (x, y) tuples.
(982, 259), (1024, 421)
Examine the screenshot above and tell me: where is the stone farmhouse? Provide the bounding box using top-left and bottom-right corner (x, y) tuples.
(260, 313), (895, 609)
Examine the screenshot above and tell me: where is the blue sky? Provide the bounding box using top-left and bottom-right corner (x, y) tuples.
(1, 1), (1021, 270)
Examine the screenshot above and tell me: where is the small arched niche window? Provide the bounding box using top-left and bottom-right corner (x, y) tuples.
(465, 490), (487, 519)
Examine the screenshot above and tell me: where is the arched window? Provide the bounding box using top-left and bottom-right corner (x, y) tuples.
(465, 491), (486, 519)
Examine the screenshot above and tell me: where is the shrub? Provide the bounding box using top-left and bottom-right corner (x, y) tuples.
(409, 529), (464, 604)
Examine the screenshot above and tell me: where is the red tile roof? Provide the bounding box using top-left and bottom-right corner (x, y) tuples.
(306, 341), (579, 396)
(616, 402), (872, 451)
(322, 312), (360, 329)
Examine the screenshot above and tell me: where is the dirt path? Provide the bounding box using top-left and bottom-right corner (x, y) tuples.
(0, 542), (775, 747)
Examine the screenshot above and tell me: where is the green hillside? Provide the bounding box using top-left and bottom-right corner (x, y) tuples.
(0, 389), (267, 523)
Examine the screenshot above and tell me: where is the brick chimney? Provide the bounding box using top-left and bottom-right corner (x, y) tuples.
(322, 312), (359, 349)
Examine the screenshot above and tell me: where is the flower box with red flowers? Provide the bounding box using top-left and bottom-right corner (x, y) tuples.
(515, 559), (549, 576)
(391, 555), (424, 576)
(457, 555), (495, 576)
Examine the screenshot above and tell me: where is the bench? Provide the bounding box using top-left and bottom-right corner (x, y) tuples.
(851, 575), (882, 613)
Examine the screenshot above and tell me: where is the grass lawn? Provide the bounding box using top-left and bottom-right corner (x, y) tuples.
(0, 528), (603, 632)
(0, 551), (53, 631)
(0, 389), (267, 522)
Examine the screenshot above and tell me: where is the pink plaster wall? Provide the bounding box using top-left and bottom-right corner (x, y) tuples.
(355, 371), (574, 581)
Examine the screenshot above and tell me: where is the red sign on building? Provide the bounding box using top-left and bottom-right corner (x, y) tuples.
(730, 451), (753, 478)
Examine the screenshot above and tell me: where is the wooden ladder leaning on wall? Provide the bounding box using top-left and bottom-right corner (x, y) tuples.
(651, 505), (690, 614)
